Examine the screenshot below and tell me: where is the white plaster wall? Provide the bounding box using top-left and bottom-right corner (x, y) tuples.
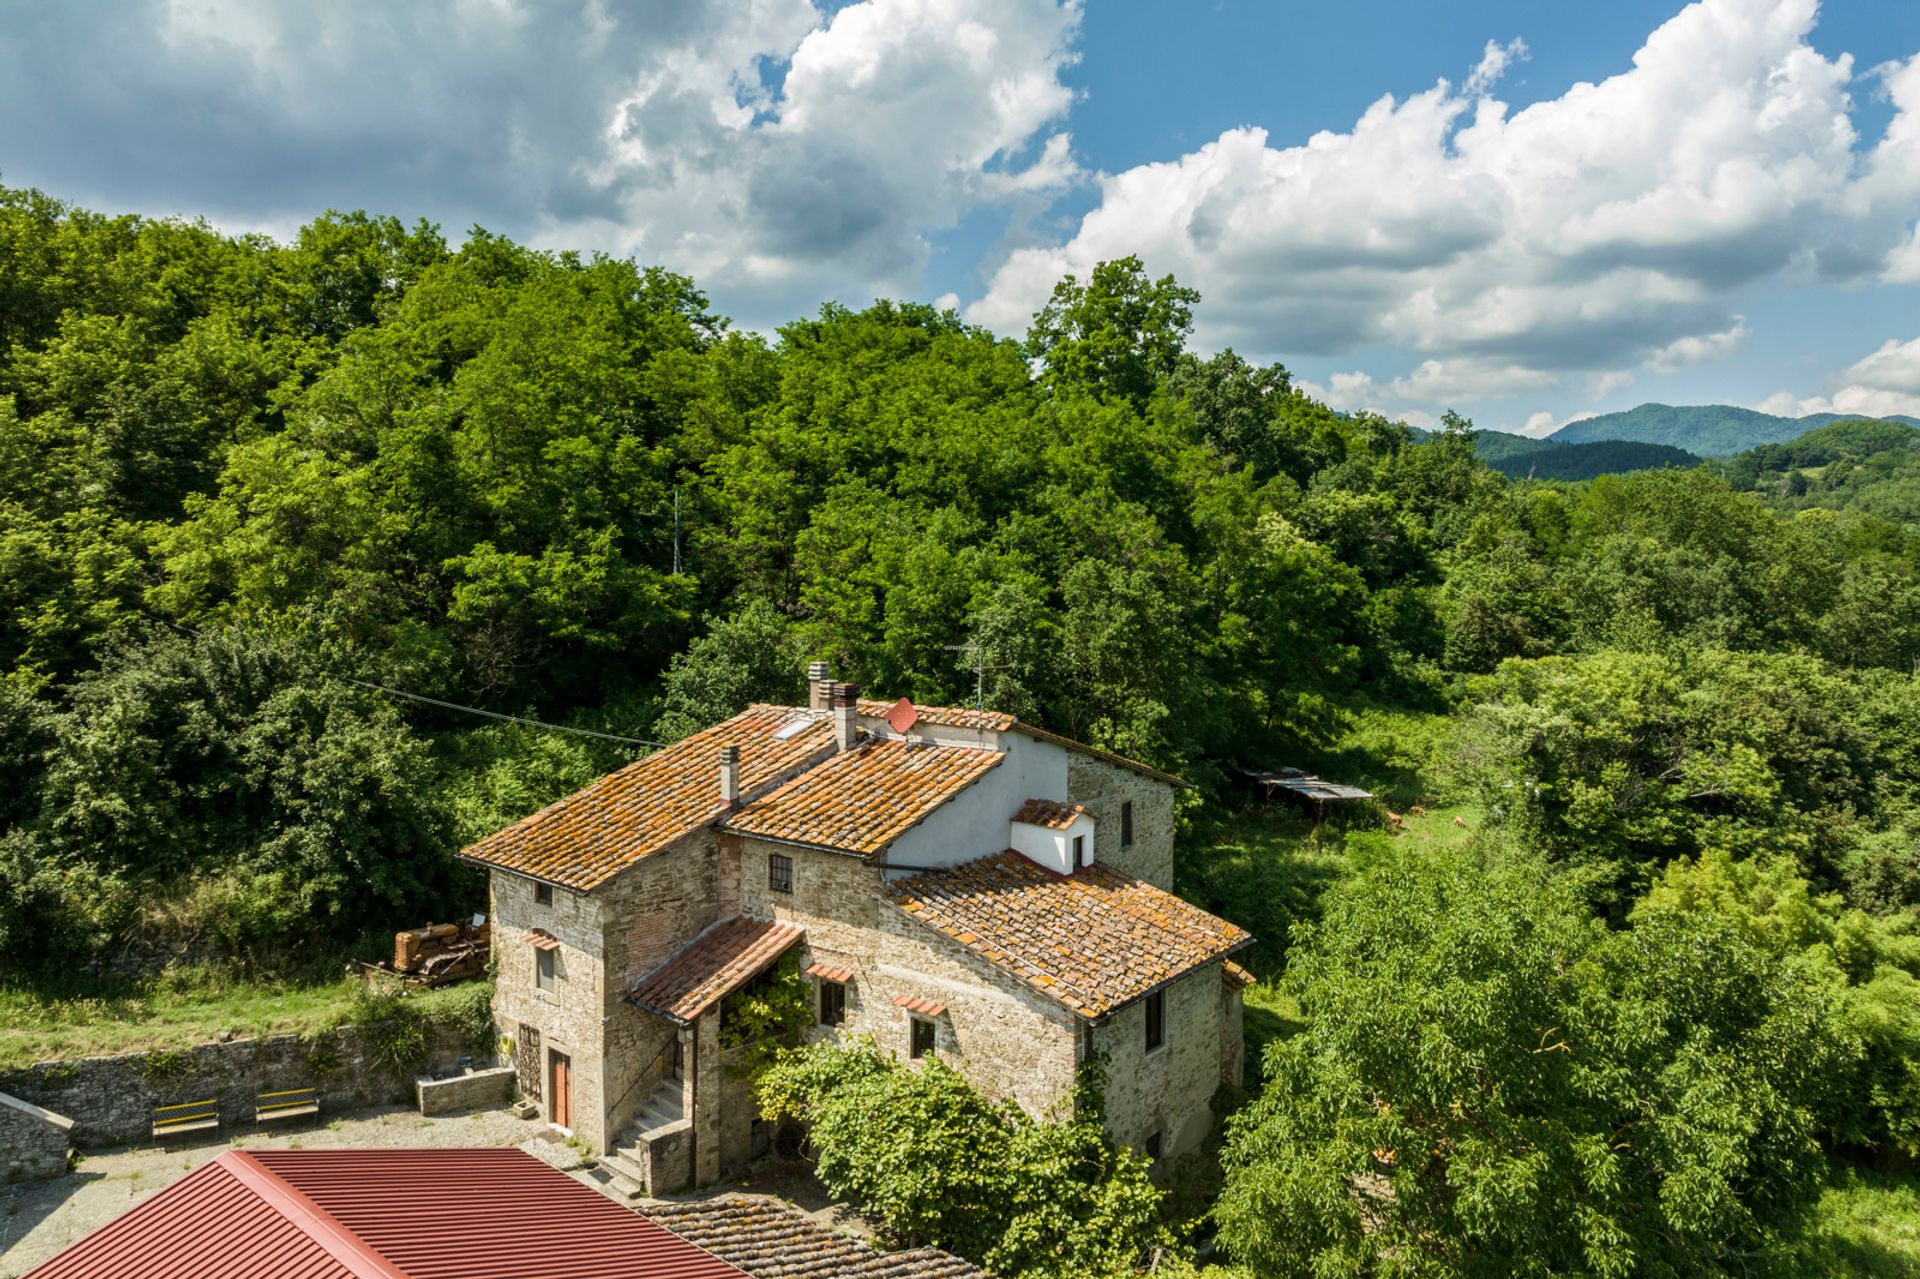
(884, 733), (1069, 871)
(1010, 812), (1096, 875)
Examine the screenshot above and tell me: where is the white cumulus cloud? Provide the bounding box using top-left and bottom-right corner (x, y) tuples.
(0, 0), (1085, 329)
(1760, 335), (1920, 419)
(970, 0), (1920, 416)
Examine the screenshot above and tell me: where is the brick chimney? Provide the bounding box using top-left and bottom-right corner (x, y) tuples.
(718, 744), (741, 806)
(832, 682), (860, 752)
(808, 661), (833, 712)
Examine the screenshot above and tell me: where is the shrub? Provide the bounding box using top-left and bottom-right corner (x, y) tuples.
(758, 1038), (1169, 1278)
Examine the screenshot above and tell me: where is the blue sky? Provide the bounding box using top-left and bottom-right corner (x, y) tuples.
(3, 0), (1918, 434)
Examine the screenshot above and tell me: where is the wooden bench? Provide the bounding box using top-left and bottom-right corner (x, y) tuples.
(152, 1098), (220, 1142)
(256, 1086), (320, 1125)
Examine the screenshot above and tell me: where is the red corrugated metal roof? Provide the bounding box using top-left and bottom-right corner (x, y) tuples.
(25, 1148), (750, 1279)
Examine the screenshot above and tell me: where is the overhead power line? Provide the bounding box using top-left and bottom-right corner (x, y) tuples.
(341, 679), (668, 749)
(144, 612), (667, 751)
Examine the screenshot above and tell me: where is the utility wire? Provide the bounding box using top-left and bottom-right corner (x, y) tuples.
(144, 612), (666, 750)
(340, 679), (669, 750)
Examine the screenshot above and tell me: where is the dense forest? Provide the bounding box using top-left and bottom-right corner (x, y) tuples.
(4, 185), (1920, 1275)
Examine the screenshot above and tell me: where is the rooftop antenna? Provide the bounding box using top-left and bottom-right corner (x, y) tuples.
(944, 638), (1010, 710)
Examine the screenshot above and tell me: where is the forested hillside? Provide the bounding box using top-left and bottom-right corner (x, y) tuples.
(4, 185), (1920, 1275)
(1552, 400), (1920, 455)
(1481, 437), (1701, 481)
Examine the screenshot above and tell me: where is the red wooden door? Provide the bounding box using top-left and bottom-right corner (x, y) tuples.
(549, 1051), (572, 1130)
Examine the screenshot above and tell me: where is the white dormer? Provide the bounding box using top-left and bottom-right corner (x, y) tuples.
(1010, 799), (1095, 876)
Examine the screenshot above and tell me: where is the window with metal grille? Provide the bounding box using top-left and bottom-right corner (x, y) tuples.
(536, 946), (557, 992)
(1121, 801), (1134, 848)
(1144, 989), (1165, 1052)
(769, 853), (794, 894)
(534, 882), (553, 906)
(909, 1016), (936, 1059)
(819, 980), (846, 1027)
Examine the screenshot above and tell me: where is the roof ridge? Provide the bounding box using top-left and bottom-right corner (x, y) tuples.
(219, 1150), (407, 1279)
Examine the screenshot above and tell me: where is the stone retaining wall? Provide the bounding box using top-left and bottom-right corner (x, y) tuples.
(416, 1064), (516, 1116)
(0, 1024), (474, 1149)
(1, 1092), (74, 1181)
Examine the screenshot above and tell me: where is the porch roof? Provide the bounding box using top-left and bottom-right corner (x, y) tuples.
(627, 917), (805, 1025)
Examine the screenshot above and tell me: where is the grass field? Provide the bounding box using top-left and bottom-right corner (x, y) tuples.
(0, 969), (482, 1070)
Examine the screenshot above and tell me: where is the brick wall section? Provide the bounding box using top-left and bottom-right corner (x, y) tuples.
(0, 1026), (470, 1149)
(1, 1092), (73, 1181)
(1067, 753), (1175, 890)
(1095, 963), (1236, 1161)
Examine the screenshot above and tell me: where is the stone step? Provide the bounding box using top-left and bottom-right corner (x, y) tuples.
(598, 1149), (650, 1199)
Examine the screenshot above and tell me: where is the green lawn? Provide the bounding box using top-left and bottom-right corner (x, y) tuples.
(0, 969), (481, 1070)
(1769, 1168), (1920, 1277)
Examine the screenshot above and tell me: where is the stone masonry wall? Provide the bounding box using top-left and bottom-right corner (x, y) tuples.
(1067, 753), (1175, 890)
(1096, 963), (1235, 1162)
(490, 836), (733, 1155)
(1, 1092), (73, 1181)
(0, 1025), (469, 1149)
(738, 836), (1083, 1123)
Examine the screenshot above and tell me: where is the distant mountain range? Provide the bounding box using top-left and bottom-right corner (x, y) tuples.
(1546, 403), (1920, 456)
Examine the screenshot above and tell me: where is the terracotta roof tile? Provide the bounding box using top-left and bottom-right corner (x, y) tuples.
(1223, 959), (1256, 990)
(720, 740), (1002, 856)
(892, 994), (948, 1017)
(855, 700), (1185, 787)
(858, 700), (1016, 732)
(805, 961), (855, 983)
(644, 1197), (994, 1278)
(460, 706), (833, 891)
(1010, 798), (1087, 830)
(882, 852), (1251, 1019)
(628, 918), (805, 1024)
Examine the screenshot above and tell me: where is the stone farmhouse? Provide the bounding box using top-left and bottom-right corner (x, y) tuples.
(461, 664), (1253, 1194)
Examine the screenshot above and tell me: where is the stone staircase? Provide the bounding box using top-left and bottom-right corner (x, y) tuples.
(598, 1080), (689, 1198)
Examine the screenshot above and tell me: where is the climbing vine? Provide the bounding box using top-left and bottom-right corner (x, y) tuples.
(718, 954), (811, 1082)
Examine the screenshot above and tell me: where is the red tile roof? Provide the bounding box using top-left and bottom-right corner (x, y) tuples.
(460, 706), (833, 891)
(892, 994), (948, 1017)
(24, 1148), (748, 1279)
(855, 699), (1186, 787)
(1010, 798), (1087, 830)
(882, 852), (1252, 1019)
(858, 699), (1016, 732)
(805, 961), (854, 983)
(644, 1197), (994, 1278)
(629, 917), (806, 1024)
(720, 740), (1002, 856)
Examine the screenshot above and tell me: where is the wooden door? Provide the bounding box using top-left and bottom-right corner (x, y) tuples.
(549, 1050), (572, 1130)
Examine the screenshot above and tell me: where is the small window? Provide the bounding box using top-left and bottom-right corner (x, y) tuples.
(909, 1016), (936, 1059)
(536, 946), (557, 992)
(1144, 990), (1165, 1053)
(769, 853), (794, 895)
(1121, 801), (1134, 848)
(1072, 834), (1086, 868)
(1144, 1129), (1163, 1162)
(534, 882), (554, 906)
(819, 980), (846, 1027)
